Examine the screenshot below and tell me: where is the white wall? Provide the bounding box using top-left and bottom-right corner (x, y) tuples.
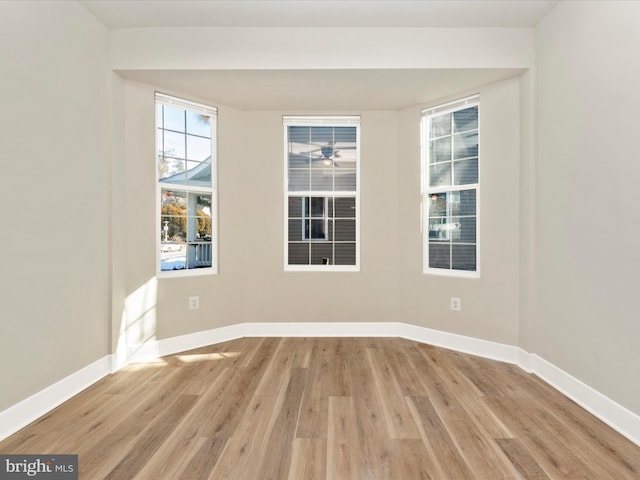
(110, 27), (534, 70)
(0, 1), (110, 410)
(535, 0), (640, 414)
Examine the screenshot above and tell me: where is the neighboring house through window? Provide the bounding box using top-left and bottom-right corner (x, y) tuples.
(422, 95), (479, 276)
(284, 116), (360, 271)
(156, 93), (217, 276)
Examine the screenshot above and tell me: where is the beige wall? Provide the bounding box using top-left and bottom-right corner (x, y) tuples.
(398, 78), (522, 344)
(5, 0), (639, 425)
(120, 76), (521, 345)
(0, 2), (110, 410)
(534, 0), (640, 414)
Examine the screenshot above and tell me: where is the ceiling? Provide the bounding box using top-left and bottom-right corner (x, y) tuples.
(81, 1), (558, 29)
(82, 1), (555, 110)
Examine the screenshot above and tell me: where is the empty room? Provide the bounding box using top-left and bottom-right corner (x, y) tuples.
(1, 1), (639, 478)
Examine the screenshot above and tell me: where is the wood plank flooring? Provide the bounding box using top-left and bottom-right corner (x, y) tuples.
(1, 337), (639, 479)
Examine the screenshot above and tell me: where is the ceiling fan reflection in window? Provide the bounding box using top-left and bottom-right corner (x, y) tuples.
(290, 140), (357, 168)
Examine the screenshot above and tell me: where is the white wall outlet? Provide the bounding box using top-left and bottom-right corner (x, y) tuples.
(450, 297), (461, 311)
(189, 296), (200, 310)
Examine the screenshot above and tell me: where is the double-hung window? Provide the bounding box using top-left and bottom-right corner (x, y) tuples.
(156, 93), (217, 276)
(284, 116), (360, 271)
(422, 95), (479, 276)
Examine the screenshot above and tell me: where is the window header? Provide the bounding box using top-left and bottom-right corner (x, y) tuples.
(422, 94), (479, 118)
(283, 115), (360, 127)
(155, 92), (217, 118)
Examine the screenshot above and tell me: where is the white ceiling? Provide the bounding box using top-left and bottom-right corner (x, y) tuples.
(81, 1), (558, 29)
(83, 1), (554, 110)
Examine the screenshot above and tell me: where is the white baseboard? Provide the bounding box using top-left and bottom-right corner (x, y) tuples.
(123, 323), (245, 366)
(0, 356), (111, 441)
(1, 322), (638, 448)
(530, 354), (640, 447)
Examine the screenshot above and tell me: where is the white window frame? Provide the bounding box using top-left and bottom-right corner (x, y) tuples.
(421, 95), (480, 278)
(284, 116), (360, 272)
(156, 93), (218, 278)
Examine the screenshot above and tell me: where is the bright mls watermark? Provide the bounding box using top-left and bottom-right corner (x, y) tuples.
(0, 455), (77, 479)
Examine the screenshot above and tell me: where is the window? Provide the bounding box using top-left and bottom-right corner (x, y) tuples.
(284, 116), (360, 271)
(422, 96), (479, 276)
(156, 93), (217, 276)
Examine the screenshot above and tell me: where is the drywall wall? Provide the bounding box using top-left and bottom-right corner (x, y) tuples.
(109, 27), (534, 70)
(0, 2), (110, 410)
(398, 77), (522, 345)
(119, 81), (247, 346)
(112, 22), (532, 353)
(535, 0), (640, 414)
(120, 75), (521, 347)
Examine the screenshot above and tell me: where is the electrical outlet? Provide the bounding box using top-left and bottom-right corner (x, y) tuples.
(189, 296), (200, 310)
(450, 297), (461, 311)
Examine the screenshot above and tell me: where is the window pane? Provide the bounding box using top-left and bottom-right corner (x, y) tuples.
(186, 134), (211, 161)
(308, 197), (325, 216)
(288, 197), (303, 217)
(335, 243), (356, 265)
(335, 219), (356, 241)
(158, 157), (185, 182)
(289, 153), (311, 168)
(430, 113), (451, 138)
(428, 193), (447, 217)
(288, 243), (309, 265)
(429, 244), (451, 269)
(186, 111), (210, 137)
(423, 98), (478, 274)
(453, 131), (478, 159)
(188, 243), (212, 269)
(194, 194), (212, 240)
(289, 126), (310, 144)
(184, 160), (212, 187)
(428, 218), (452, 241)
(452, 245), (476, 271)
(429, 163), (451, 187)
(334, 126), (357, 144)
(311, 169), (333, 190)
(305, 219), (327, 240)
(451, 190), (476, 216)
(453, 107), (478, 133)
(195, 193), (212, 214)
(161, 252), (186, 272)
(334, 169), (356, 191)
(285, 118), (359, 269)
(451, 216), (476, 243)
(311, 156), (332, 169)
(161, 214), (186, 242)
(288, 219), (303, 241)
(334, 127), (357, 162)
(163, 105), (185, 132)
(453, 158), (478, 185)
(157, 95), (217, 275)
(164, 130), (186, 159)
(430, 137), (451, 163)
(310, 126), (333, 144)
(289, 169), (310, 191)
(334, 197), (355, 218)
(311, 243), (333, 265)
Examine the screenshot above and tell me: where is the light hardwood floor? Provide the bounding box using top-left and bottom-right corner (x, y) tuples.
(1, 337), (639, 479)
